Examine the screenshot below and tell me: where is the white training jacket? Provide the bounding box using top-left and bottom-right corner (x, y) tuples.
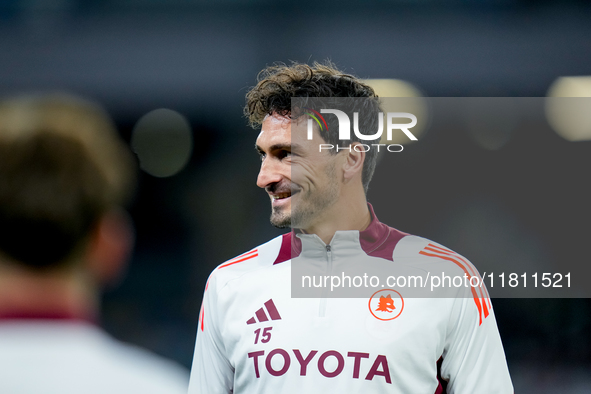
(189, 206), (513, 393)
(0, 319), (189, 394)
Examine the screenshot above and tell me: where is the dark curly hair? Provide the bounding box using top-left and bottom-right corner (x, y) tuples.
(245, 61), (382, 193)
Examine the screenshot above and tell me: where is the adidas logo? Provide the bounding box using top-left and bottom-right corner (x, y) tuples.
(246, 299), (282, 325)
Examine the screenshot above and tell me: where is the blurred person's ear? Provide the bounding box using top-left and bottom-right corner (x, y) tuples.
(86, 208), (134, 287)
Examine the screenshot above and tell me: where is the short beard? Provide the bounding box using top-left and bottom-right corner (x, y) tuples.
(270, 206), (291, 229)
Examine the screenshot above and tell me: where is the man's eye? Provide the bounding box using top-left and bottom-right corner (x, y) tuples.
(280, 150), (291, 159)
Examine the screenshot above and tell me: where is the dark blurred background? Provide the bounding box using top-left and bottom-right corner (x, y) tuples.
(1, 0), (590, 392)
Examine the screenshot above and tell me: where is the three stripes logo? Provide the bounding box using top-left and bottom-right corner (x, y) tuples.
(218, 249), (258, 270)
(246, 299), (282, 325)
(418, 243), (491, 326)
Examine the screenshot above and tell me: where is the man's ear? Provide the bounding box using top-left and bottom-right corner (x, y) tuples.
(85, 208), (134, 287)
(342, 142), (365, 183)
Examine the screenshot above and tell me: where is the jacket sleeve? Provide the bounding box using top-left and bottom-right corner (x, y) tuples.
(440, 285), (513, 393)
(188, 272), (234, 394)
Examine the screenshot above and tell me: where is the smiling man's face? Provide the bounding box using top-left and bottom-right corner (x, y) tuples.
(255, 113), (340, 229)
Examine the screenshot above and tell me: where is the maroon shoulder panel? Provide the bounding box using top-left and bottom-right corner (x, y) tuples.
(273, 232), (302, 265)
(359, 204), (408, 262)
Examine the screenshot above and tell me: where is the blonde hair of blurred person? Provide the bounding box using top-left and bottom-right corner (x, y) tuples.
(0, 93), (189, 394)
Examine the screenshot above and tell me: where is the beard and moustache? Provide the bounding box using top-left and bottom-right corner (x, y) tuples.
(269, 162), (339, 229)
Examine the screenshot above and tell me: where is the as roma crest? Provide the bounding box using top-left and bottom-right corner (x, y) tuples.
(368, 289), (404, 321)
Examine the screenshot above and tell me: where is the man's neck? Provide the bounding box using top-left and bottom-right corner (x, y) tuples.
(302, 198), (371, 245)
(0, 261), (98, 321)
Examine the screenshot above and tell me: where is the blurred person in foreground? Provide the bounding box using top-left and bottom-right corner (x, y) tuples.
(0, 93), (189, 393)
(189, 62), (513, 393)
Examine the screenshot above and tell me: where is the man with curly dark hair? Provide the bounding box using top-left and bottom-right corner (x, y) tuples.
(189, 62), (513, 394)
(245, 62), (381, 195)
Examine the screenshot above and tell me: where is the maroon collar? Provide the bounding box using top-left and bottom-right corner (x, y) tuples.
(273, 203), (407, 264)
(0, 310), (96, 324)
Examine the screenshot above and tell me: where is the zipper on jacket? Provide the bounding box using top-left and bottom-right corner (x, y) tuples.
(319, 244), (332, 317)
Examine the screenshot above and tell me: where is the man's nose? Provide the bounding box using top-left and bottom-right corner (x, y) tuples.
(256, 157), (283, 189)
